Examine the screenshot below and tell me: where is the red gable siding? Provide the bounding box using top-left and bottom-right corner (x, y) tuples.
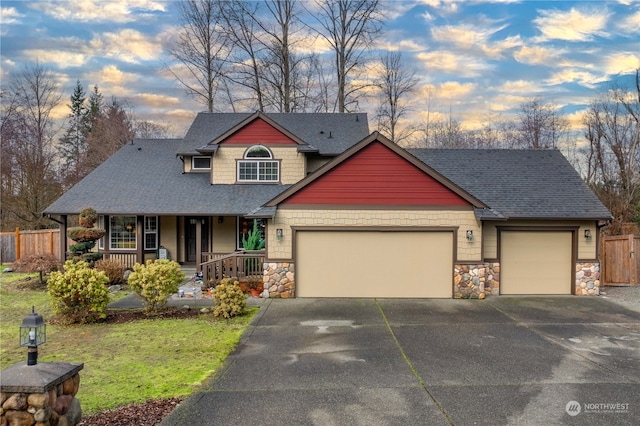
(222, 118), (297, 145)
(282, 142), (469, 206)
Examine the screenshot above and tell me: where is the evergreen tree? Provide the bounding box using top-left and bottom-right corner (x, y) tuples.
(87, 84), (104, 129)
(58, 80), (90, 187)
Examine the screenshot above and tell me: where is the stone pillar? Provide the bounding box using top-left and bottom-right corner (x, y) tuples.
(1, 362), (83, 426)
(264, 262), (295, 298)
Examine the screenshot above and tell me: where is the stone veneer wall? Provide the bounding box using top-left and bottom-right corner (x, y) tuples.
(0, 370), (81, 426)
(264, 262), (295, 298)
(263, 261), (600, 298)
(576, 262), (601, 295)
(454, 263), (500, 299)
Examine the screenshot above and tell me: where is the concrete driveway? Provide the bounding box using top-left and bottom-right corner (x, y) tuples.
(161, 297), (640, 426)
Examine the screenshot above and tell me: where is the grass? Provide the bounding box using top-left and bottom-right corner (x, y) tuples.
(0, 264), (257, 414)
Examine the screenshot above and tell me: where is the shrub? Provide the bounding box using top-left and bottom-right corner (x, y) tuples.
(47, 260), (110, 324)
(95, 258), (126, 286)
(213, 278), (246, 319)
(78, 207), (98, 228)
(67, 227), (106, 243)
(128, 259), (185, 312)
(12, 254), (60, 285)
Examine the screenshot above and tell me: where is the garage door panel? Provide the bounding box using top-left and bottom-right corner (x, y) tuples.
(297, 231), (452, 298)
(501, 231), (572, 295)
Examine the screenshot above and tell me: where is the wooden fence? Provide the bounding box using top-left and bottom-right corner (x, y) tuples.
(0, 228), (71, 264)
(602, 234), (639, 286)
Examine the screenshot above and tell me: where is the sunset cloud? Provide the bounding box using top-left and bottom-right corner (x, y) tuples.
(29, 0), (166, 24)
(533, 8), (611, 41)
(90, 29), (162, 63)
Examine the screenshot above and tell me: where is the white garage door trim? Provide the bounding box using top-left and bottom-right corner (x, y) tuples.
(500, 230), (574, 295)
(296, 229), (453, 298)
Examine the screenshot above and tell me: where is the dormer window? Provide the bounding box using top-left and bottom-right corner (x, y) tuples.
(192, 156), (211, 170)
(238, 145), (279, 182)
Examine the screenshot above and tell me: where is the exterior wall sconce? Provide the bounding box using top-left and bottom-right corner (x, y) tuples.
(466, 230), (473, 241)
(584, 229), (592, 239)
(218, 216), (224, 224)
(276, 229), (283, 240)
(20, 306), (46, 366)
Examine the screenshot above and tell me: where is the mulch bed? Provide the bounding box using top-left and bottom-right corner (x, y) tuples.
(78, 397), (183, 426)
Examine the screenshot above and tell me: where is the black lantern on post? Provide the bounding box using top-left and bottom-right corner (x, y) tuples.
(19, 306), (46, 366)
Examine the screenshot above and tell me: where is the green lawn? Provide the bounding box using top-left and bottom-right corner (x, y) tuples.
(0, 265), (256, 414)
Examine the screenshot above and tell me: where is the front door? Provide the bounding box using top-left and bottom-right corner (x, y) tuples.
(186, 217), (209, 263)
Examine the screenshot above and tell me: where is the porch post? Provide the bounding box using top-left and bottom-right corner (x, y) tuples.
(58, 216), (67, 265)
(196, 218), (202, 272)
(137, 216), (144, 264)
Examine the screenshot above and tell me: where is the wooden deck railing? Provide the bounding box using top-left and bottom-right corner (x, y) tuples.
(102, 253), (138, 269)
(200, 250), (266, 284)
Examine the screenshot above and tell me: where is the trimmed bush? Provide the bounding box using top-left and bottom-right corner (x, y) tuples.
(67, 227), (106, 243)
(78, 207), (98, 228)
(213, 278), (246, 319)
(95, 258), (126, 286)
(12, 254), (59, 285)
(47, 260), (110, 324)
(128, 259), (185, 312)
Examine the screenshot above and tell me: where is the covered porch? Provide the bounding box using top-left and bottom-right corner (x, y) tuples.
(54, 214), (268, 278)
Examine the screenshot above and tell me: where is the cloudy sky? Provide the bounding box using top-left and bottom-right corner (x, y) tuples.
(1, 0), (639, 138)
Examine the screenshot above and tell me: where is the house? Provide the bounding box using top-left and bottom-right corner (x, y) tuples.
(44, 112), (612, 298)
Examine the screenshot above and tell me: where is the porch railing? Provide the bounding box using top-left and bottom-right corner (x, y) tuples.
(200, 250), (266, 285)
(102, 252), (138, 269)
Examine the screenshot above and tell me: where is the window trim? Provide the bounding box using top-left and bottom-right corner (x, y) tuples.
(237, 145), (279, 182)
(144, 216), (158, 250)
(191, 156), (211, 171)
(109, 215), (137, 251)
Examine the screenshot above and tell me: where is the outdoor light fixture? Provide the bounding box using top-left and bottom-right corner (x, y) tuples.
(466, 230), (473, 241)
(584, 229), (592, 239)
(276, 229), (283, 240)
(20, 306), (46, 366)
(218, 216), (224, 224)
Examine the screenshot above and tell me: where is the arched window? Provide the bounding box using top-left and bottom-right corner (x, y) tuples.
(238, 145), (279, 182)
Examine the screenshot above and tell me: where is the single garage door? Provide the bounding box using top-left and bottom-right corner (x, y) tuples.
(296, 230), (453, 298)
(501, 231), (573, 295)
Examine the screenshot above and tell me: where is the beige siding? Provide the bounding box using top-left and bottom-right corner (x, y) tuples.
(296, 230), (453, 298)
(212, 217), (237, 252)
(483, 220), (597, 260)
(212, 146), (304, 184)
(268, 209), (481, 261)
(306, 157), (331, 174)
(159, 216), (178, 261)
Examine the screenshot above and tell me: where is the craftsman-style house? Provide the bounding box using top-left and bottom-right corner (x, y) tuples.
(44, 111), (611, 298)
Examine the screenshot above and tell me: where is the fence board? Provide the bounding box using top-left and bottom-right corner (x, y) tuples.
(602, 234), (639, 286)
(0, 229), (73, 264)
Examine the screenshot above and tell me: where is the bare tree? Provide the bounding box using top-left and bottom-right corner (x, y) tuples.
(217, 0), (266, 111)
(516, 97), (568, 149)
(375, 51), (419, 144)
(0, 63), (63, 231)
(582, 70), (640, 234)
(133, 120), (173, 139)
(83, 97), (135, 172)
(255, 0), (307, 112)
(310, 0), (382, 112)
(168, 0), (230, 112)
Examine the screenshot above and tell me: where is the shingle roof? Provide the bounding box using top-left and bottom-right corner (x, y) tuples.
(179, 112), (370, 155)
(43, 139), (290, 216)
(407, 148), (612, 220)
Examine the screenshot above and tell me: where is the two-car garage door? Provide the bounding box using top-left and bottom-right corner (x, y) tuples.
(296, 230), (453, 298)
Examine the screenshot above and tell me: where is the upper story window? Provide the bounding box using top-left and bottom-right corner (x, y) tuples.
(237, 145), (279, 182)
(192, 156), (211, 170)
